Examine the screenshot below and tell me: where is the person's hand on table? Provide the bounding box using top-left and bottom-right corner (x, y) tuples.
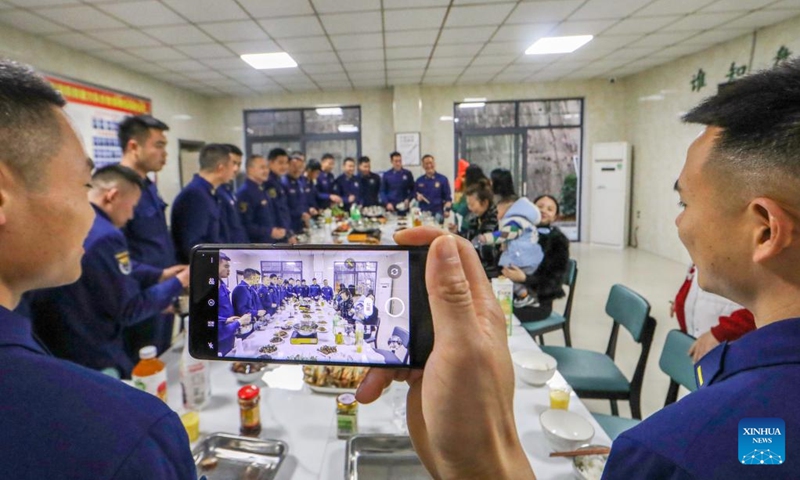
(302, 212), (311, 222)
(688, 331), (720, 362)
(271, 227), (286, 240)
(257, 309), (266, 317)
(176, 268), (190, 288)
(225, 315), (241, 325)
(330, 194), (343, 204)
(287, 236), (298, 245)
(160, 264), (188, 282)
(502, 265), (527, 283)
(309, 207), (319, 216)
(386, 203), (395, 212)
(356, 227), (536, 480)
(348, 195), (356, 204)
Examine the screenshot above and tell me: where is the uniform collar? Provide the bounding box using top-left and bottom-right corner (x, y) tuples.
(0, 305), (46, 354)
(425, 172), (437, 179)
(696, 318), (800, 388)
(91, 203), (113, 223)
(246, 178), (263, 189)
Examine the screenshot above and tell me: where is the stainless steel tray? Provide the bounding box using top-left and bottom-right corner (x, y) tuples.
(346, 435), (432, 480)
(193, 433), (287, 480)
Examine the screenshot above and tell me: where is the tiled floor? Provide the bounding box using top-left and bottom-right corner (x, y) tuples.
(535, 243), (690, 420)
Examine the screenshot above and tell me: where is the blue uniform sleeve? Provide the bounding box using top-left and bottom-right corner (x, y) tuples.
(171, 189), (217, 263)
(442, 175), (452, 204)
(238, 188), (273, 242)
(380, 173), (389, 205)
(602, 435), (693, 480)
(405, 172), (415, 202)
(111, 411), (197, 480)
(232, 286), (257, 317)
(84, 236), (182, 328)
(131, 260), (163, 288)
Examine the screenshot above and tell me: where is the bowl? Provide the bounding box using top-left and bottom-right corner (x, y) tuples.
(572, 444), (610, 480)
(230, 362), (269, 384)
(511, 350), (557, 386)
(539, 409), (595, 452)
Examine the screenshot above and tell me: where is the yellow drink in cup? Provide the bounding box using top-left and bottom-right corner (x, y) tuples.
(549, 386), (571, 410)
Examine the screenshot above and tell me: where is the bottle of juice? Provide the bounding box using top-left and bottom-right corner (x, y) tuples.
(132, 345), (168, 403)
(355, 323), (364, 353)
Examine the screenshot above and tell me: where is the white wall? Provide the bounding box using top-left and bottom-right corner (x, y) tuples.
(0, 24), (210, 209)
(624, 13), (800, 263)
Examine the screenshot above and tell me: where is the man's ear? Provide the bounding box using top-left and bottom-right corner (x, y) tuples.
(750, 197), (796, 264)
(104, 187), (120, 205)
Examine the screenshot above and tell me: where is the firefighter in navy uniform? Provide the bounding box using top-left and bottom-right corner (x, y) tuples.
(334, 157), (360, 211)
(357, 156), (382, 207)
(381, 151), (415, 213)
(264, 148), (296, 244)
(283, 153), (310, 234)
(237, 154), (285, 244)
(415, 154), (452, 220)
(219, 144), (249, 243)
(316, 153), (342, 209)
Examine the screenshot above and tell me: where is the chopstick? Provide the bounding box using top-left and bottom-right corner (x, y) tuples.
(549, 446), (611, 458)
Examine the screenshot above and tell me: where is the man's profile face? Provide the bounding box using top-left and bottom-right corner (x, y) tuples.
(226, 153), (242, 183)
(109, 187), (142, 228)
(343, 161), (355, 176)
(391, 155), (402, 170)
(219, 259), (231, 278)
(219, 155), (238, 184)
(136, 128), (167, 173)
(250, 157), (269, 183)
(358, 161), (370, 176)
(321, 158), (334, 172)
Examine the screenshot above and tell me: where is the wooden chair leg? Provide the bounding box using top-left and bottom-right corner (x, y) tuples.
(610, 400), (619, 416)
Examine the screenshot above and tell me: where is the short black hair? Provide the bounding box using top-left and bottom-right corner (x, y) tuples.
(290, 153), (305, 162)
(321, 153), (334, 161)
(199, 143), (231, 171)
(290, 150), (304, 158)
(533, 194), (560, 216)
(422, 154), (434, 162)
(270, 274), (277, 279)
(268, 147), (288, 161)
(312, 277), (317, 281)
(118, 115), (168, 154)
(301, 279), (307, 283)
(0, 60), (66, 187)
(683, 59), (800, 193)
(223, 144), (243, 156)
(343, 157), (355, 165)
(465, 184), (493, 205)
(91, 164), (144, 191)
(390, 151), (401, 159)
(358, 156), (370, 166)
(465, 165), (488, 189)
(246, 154), (265, 169)
(244, 268), (259, 279)
(490, 168), (515, 198)
(220, 253), (231, 261)
(306, 159), (321, 171)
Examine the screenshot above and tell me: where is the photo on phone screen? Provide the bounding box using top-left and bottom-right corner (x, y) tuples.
(189, 245), (432, 368)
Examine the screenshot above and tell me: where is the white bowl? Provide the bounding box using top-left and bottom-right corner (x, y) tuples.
(511, 350), (557, 386)
(539, 409), (595, 452)
(572, 445), (610, 480)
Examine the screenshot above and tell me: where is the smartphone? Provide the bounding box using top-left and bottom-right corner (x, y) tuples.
(189, 244), (433, 368)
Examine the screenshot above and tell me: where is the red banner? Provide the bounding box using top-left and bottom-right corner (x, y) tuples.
(46, 75), (151, 115)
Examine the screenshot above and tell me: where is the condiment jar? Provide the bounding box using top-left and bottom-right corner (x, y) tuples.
(336, 393), (358, 439)
(238, 385), (262, 437)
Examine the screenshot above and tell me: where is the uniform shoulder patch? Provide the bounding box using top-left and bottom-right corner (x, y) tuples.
(239, 202), (248, 213)
(115, 251), (132, 275)
(268, 188), (278, 198)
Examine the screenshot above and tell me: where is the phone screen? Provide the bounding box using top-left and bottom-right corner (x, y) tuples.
(189, 245), (432, 368)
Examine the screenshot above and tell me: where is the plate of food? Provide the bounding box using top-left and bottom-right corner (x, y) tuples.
(277, 330), (288, 338)
(318, 345), (337, 355)
(270, 336), (284, 344)
(294, 323), (318, 335)
(317, 326), (328, 333)
(302, 365), (369, 394)
(259, 345), (278, 354)
(573, 445), (609, 480)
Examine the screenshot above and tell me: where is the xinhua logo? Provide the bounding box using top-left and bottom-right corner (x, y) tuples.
(739, 418), (785, 465)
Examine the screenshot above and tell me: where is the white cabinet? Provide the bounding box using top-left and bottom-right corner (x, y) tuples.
(589, 142), (632, 248)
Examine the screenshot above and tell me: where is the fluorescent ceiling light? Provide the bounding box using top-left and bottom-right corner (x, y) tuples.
(525, 35), (593, 55)
(440, 115), (454, 121)
(458, 102), (485, 109)
(338, 124), (359, 133)
(463, 97), (486, 102)
(240, 52), (297, 70)
(316, 107), (343, 116)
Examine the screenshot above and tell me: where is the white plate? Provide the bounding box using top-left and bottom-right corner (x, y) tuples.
(306, 383), (391, 395)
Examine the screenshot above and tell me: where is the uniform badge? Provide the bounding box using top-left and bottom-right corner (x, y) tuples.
(239, 202), (248, 213)
(261, 199), (267, 206)
(404, 175), (408, 180)
(435, 182), (440, 188)
(289, 189), (296, 194)
(418, 183), (424, 188)
(115, 251), (132, 275)
(268, 188), (277, 198)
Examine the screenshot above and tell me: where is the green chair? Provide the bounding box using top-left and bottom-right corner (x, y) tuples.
(541, 284), (657, 420)
(592, 329), (698, 439)
(520, 258), (578, 347)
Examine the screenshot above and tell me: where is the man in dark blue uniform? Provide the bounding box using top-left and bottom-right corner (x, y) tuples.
(257, 274), (279, 315)
(0, 61), (194, 478)
(171, 144), (239, 263)
(316, 153), (342, 209)
(299, 279), (310, 298)
(357, 156), (381, 207)
(264, 148), (297, 244)
(26, 165), (189, 378)
(237, 154), (285, 244)
(232, 269), (265, 322)
(217, 253), (249, 356)
(283, 153), (310, 234)
(309, 278), (322, 299)
(415, 154), (452, 219)
(335, 157), (360, 210)
(219, 144), (248, 243)
(321, 279), (334, 302)
(381, 151), (415, 213)
(118, 114), (179, 361)
(304, 159), (323, 213)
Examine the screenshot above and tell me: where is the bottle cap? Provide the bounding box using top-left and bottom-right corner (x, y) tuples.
(238, 384), (260, 401)
(139, 345), (157, 360)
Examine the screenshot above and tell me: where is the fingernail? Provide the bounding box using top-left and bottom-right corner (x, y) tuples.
(440, 235), (458, 261)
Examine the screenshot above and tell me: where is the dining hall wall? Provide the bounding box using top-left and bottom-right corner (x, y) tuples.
(0, 24), (211, 213)
(624, 13), (800, 265)
(207, 79), (628, 242)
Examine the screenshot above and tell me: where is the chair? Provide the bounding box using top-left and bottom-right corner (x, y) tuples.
(520, 259), (578, 346)
(375, 326), (410, 364)
(591, 329), (698, 439)
(541, 284), (657, 420)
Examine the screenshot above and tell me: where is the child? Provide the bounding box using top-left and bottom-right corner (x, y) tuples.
(474, 194), (544, 307)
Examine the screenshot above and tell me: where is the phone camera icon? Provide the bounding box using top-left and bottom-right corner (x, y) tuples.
(387, 264), (402, 279)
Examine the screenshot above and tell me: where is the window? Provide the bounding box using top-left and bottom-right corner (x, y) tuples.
(260, 261), (303, 282)
(244, 106), (361, 161)
(333, 261), (377, 296)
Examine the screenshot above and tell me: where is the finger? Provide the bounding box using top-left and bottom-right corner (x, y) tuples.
(356, 369), (396, 403)
(393, 226), (448, 246)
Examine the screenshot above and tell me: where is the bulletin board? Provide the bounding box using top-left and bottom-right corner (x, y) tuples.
(395, 132), (420, 166)
(46, 74), (152, 169)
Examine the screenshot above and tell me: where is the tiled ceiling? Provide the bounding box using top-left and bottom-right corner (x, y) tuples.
(1, 0), (799, 96)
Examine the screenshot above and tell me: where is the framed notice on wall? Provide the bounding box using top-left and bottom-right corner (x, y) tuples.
(395, 132), (420, 166)
(46, 74), (152, 169)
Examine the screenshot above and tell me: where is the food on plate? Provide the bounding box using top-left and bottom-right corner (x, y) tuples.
(281, 323), (292, 330)
(277, 330), (288, 338)
(318, 345), (337, 355)
(258, 345), (278, 354)
(302, 365), (369, 389)
(318, 327), (328, 333)
(270, 336), (283, 344)
(295, 323), (317, 334)
(199, 456), (219, 471)
(335, 221), (350, 232)
(574, 453), (608, 480)
(318, 320), (327, 325)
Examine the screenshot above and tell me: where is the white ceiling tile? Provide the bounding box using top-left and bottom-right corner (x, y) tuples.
(515, 52), (567, 64)
(157, 59), (209, 72)
(351, 80), (387, 88)
(238, 0), (314, 18)
(422, 77), (457, 85)
(45, 31), (108, 51)
(289, 50), (339, 63)
(661, 12), (742, 31)
(447, 3), (516, 27)
(175, 44), (233, 59)
(183, 70), (229, 81)
(302, 63), (345, 74)
(160, 0), (248, 22)
(384, 0), (449, 8)
(681, 28), (749, 45)
(202, 78), (245, 87)
(86, 29), (161, 48)
(258, 16), (324, 38)
(492, 71), (532, 82)
(634, 0), (716, 16)
(590, 34), (644, 49)
(606, 46), (657, 60)
(603, 16), (681, 35)
(492, 23), (557, 45)
(142, 25), (214, 45)
(349, 71), (386, 80)
(388, 68), (425, 77)
(434, 43), (483, 57)
(338, 48), (384, 62)
(570, 0), (652, 20)
(126, 46), (188, 61)
(720, 9), (794, 29)
(330, 33), (383, 50)
(151, 71), (192, 82)
(34, 5), (125, 30)
(126, 62), (169, 74)
(471, 53), (517, 65)
(225, 68), (271, 79)
(309, 72), (349, 82)
(481, 40), (526, 55)
(275, 36), (332, 53)
(386, 58), (428, 69)
(767, 0), (800, 10)
(629, 31), (695, 47)
(384, 7), (447, 31)
(701, 0), (775, 12)
(425, 66), (466, 75)
(90, 49), (148, 66)
(343, 61), (385, 72)
(0, 10), (68, 35)
(649, 43), (707, 58)
(95, 1), (185, 27)
(549, 19), (618, 36)
(503, 62), (547, 73)
(437, 26), (496, 44)
(429, 56), (472, 68)
(200, 20), (269, 42)
(319, 11), (382, 34)
(506, 0), (583, 24)
(461, 64), (504, 76)
(312, 0), (380, 14)
(385, 46), (433, 59)
(286, 85), (320, 92)
(385, 29), (438, 47)
(225, 40), (281, 55)
(201, 57), (252, 69)
(7, 0), (79, 6)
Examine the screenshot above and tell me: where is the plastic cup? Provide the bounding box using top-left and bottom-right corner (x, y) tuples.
(549, 385), (572, 410)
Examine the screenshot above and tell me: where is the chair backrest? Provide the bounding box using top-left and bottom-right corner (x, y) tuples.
(659, 329), (698, 392)
(605, 284), (651, 343)
(561, 259), (578, 320)
(392, 326), (410, 348)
